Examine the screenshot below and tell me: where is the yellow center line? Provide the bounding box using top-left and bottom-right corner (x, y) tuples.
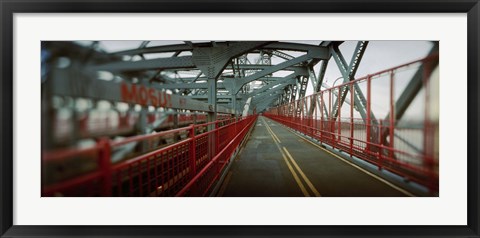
(266, 126), (280, 144)
(261, 117), (310, 197)
(263, 119), (281, 143)
(280, 149), (311, 197)
(279, 124), (415, 197)
(282, 147), (321, 197)
(266, 118), (323, 196)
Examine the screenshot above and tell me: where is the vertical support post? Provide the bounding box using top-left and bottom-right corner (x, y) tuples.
(378, 120), (383, 170)
(308, 96), (312, 136)
(320, 91), (324, 143)
(423, 61), (435, 193)
(301, 97), (304, 133)
(99, 138), (112, 196)
(207, 77), (217, 160)
(315, 93), (318, 138)
(389, 71), (395, 159)
(173, 109), (179, 142)
(71, 99), (80, 145)
(232, 93), (237, 119)
(189, 124), (197, 178)
(350, 84), (354, 157)
(366, 76), (372, 154)
(300, 97), (303, 133)
(216, 121), (220, 155)
(138, 107), (148, 152)
(329, 89), (333, 145)
(337, 86), (342, 144)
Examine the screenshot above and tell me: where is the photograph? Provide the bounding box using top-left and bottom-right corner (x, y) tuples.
(2, 2), (478, 236)
(41, 40), (439, 197)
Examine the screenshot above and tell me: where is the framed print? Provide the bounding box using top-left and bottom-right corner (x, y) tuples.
(1, 0), (479, 237)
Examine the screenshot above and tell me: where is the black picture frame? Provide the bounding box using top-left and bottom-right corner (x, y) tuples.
(1, 1), (479, 237)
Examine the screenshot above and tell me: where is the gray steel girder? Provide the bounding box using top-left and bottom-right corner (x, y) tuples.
(330, 41), (372, 122)
(264, 42), (329, 55)
(249, 91), (284, 112)
(254, 92), (283, 111)
(88, 56), (196, 72)
(256, 97), (278, 112)
(244, 67), (308, 98)
(251, 81), (296, 104)
(308, 63), (329, 117)
(154, 76), (287, 90)
(223, 47), (327, 95)
(192, 41), (271, 79)
(225, 65), (305, 71)
(111, 41), (329, 58)
(315, 60), (329, 93)
(245, 77), (296, 99)
(112, 44), (193, 56)
(188, 95), (244, 100)
(155, 82), (227, 90)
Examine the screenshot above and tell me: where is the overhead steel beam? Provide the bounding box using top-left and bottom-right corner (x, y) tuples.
(155, 76), (289, 90)
(188, 95), (244, 100)
(225, 65), (304, 71)
(253, 92), (283, 109)
(153, 82), (226, 90)
(245, 77), (296, 99)
(111, 41), (329, 58)
(251, 90), (283, 113)
(244, 68), (307, 98)
(251, 82), (296, 104)
(112, 44), (193, 56)
(88, 56), (196, 72)
(91, 41), (270, 79)
(192, 41), (271, 79)
(255, 91), (286, 112)
(223, 48), (325, 95)
(162, 75), (285, 82)
(263, 42), (329, 55)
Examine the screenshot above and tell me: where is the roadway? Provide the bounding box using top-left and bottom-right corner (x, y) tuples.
(217, 116), (413, 197)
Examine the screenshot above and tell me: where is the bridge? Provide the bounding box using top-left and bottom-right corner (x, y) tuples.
(41, 41), (439, 197)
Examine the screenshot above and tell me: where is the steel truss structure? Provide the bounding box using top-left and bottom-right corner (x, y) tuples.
(42, 41), (334, 147)
(41, 40), (439, 196)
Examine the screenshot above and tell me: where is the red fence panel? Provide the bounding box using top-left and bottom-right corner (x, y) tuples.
(42, 115), (258, 196)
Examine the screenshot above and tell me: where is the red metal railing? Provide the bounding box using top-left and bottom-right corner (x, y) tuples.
(42, 115), (258, 196)
(265, 54), (439, 192)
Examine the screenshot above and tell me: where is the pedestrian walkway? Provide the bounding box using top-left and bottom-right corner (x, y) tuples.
(218, 116), (413, 197)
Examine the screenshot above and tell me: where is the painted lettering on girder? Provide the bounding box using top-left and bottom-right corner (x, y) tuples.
(179, 98), (186, 107)
(121, 83), (172, 107)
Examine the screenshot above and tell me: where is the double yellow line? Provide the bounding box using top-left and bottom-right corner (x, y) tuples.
(280, 123), (415, 197)
(261, 117), (321, 197)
